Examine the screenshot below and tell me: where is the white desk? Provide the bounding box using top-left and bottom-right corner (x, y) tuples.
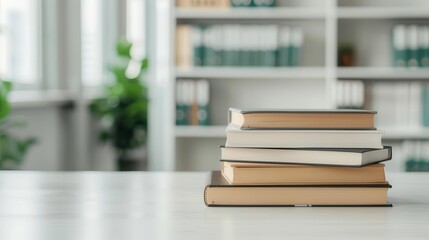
(0, 172), (428, 240)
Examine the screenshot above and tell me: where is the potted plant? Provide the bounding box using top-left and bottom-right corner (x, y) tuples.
(89, 38), (149, 171)
(0, 80), (36, 170)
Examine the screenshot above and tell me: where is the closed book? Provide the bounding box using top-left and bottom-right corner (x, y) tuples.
(229, 108), (376, 130)
(289, 27), (303, 67)
(220, 146), (392, 167)
(418, 26), (429, 67)
(253, 0), (276, 7)
(225, 125), (383, 149)
(191, 26), (204, 66)
(277, 26), (291, 66)
(407, 25), (419, 68)
(196, 79), (210, 125)
(221, 162), (386, 185)
(175, 25), (192, 67)
(392, 25), (407, 67)
(203, 26), (217, 66)
(204, 171), (392, 207)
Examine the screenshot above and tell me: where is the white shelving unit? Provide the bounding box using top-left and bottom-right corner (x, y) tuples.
(176, 8), (326, 20)
(149, 0), (429, 171)
(176, 67), (326, 79)
(337, 67), (429, 80)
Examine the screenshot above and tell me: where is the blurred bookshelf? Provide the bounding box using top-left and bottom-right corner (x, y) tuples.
(153, 0), (429, 171)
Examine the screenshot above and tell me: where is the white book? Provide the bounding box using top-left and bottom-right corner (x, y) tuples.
(408, 82), (422, 129)
(225, 125), (383, 149)
(220, 146), (391, 167)
(407, 25), (419, 68)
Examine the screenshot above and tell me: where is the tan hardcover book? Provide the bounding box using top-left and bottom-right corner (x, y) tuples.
(221, 162), (386, 185)
(229, 108), (376, 130)
(204, 171), (391, 207)
(176, 25), (192, 67)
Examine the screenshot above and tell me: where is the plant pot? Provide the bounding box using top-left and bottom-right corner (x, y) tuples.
(117, 158), (141, 171)
(116, 147), (147, 171)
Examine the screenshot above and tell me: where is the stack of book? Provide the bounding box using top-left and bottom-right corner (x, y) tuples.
(204, 108), (393, 207)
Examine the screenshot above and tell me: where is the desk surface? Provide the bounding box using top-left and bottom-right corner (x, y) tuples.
(0, 172), (428, 240)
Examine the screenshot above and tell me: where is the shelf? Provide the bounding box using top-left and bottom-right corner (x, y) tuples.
(338, 7), (429, 19)
(383, 129), (429, 140)
(176, 67), (326, 79)
(337, 67), (429, 80)
(175, 126), (226, 138)
(176, 8), (325, 20)
(10, 90), (76, 108)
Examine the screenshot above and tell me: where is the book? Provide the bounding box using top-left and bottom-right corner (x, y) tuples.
(221, 162), (386, 185)
(418, 26), (429, 67)
(277, 26), (291, 66)
(176, 0), (230, 8)
(407, 25), (419, 68)
(225, 125), (383, 149)
(229, 108), (376, 130)
(220, 146), (392, 167)
(192, 26), (204, 66)
(392, 25), (407, 67)
(204, 171), (392, 206)
(289, 27), (303, 67)
(196, 79), (210, 125)
(175, 25), (193, 68)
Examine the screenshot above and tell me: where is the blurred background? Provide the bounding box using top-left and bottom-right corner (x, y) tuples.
(1, 0), (429, 172)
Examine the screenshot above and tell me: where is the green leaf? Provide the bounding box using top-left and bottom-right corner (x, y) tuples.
(116, 38), (132, 59)
(1, 81), (12, 94)
(141, 58), (149, 71)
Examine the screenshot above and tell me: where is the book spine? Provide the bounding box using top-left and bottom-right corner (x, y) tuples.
(422, 83), (429, 127)
(230, 25), (241, 66)
(213, 25), (223, 66)
(203, 26), (217, 66)
(182, 80), (192, 125)
(192, 25), (204, 66)
(253, 0), (276, 7)
(176, 81), (186, 125)
(408, 82), (422, 129)
(290, 27), (303, 67)
(277, 26), (291, 67)
(240, 25), (252, 66)
(196, 79), (210, 125)
(266, 25), (278, 66)
(249, 25), (259, 66)
(392, 25), (407, 67)
(407, 25), (419, 68)
(419, 26), (429, 67)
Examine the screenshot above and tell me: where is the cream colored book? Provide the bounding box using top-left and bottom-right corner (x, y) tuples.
(225, 125), (383, 149)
